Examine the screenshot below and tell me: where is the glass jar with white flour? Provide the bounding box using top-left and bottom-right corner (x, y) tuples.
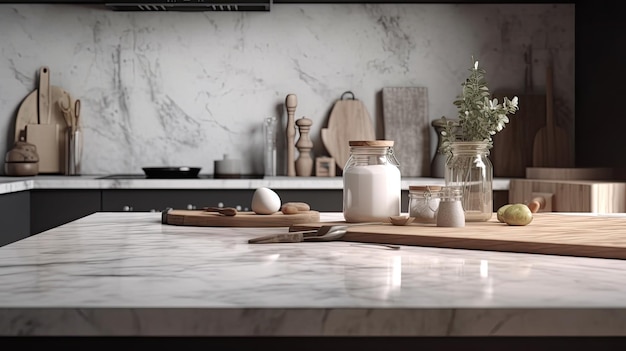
(343, 140), (401, 223)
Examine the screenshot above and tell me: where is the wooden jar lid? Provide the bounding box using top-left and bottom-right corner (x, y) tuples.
(349, 140), (394, 147)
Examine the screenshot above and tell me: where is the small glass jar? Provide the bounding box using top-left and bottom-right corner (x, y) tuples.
(436, 187), (465, 227)
(408, 185), (442, 224)
(343, 140), (401, 223)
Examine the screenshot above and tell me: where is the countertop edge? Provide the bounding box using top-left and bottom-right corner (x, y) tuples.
(2, 307), (626, 336)
(0, 175), (512, 194)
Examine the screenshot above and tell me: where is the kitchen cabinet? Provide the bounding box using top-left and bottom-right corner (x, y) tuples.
(101, 189), (345, 212)
(0, 190), (30, 246)
(30, 190), (101, 235)
(102, 189), (255, 212)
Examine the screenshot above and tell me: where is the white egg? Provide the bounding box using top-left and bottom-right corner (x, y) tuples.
(251, 187), (281, 215)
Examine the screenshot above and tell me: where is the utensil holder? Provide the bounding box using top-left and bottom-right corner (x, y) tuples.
(64, 127), (82, 175)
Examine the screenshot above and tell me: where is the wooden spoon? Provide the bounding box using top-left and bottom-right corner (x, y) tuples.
(203, 207), (237, 216)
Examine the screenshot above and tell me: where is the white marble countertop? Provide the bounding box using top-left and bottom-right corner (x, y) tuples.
(0, 175), (512, 194)
(1, 211), (626, 336)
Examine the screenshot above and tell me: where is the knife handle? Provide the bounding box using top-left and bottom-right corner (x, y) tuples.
(248, 232), (304, 244)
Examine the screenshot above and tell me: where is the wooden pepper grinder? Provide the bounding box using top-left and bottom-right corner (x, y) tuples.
(285, 94), (297, 177)
(295, 116), (313, 177)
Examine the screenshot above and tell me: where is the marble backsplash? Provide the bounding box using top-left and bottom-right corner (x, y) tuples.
(0, 3), (574, 176)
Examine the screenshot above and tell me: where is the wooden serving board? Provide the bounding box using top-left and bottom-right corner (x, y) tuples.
(382, 87), (430, 177)
(291, 213), (626, 260)
(321, 92), (375, 171)
(162, 210), (320, 227)
(491, 93), (546, 178)
(15, 67), (75, 174)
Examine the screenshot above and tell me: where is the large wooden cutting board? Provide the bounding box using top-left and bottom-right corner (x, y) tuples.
(382, 87), (429, 177)
(321, 92), (375, 171)
(491, 46), (548, 177)
(532, 64), (573, 168)
(490, 93), (546, 177)
(15, 67), (73, 174)
(291, 213), (626, 260)
(162, 209), (320, 227)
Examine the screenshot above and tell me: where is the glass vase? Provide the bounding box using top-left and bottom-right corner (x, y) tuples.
(444, 141), (493, 222)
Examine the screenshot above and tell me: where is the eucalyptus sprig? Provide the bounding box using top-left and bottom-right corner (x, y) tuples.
(440, 58), (519, 156)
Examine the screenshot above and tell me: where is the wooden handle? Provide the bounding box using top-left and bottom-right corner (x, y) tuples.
(528, 198), (544, 213)
(38, 66), (51, 124)
(248, 232), (304, 244)
(285, 94), (297, 177)
(203, 207), (237, 216)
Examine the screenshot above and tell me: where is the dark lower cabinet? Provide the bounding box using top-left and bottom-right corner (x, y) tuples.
(101, 189), (345, 212)
(0, 191), (30, 246)
(101, 189), (508, 213)
(30, 190), (102, 235)
(101, 189), (255, 212)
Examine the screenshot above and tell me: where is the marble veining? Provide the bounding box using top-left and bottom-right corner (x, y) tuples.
(1, 212), (626, 336)
(0, 4), (575, 176)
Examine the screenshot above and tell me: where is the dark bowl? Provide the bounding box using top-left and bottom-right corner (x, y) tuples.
(142, 167), (202, 179)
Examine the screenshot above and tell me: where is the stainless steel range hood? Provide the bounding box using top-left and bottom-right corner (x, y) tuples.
(105, 0), (272, 12)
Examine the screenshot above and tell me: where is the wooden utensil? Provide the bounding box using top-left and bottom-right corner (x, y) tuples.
(382, 87), (429, 176)
(532, 63), (573, 167)
(203, 207), (238, 216)
(285, 94), (297, 177)
(162, 209), (321, 227)
(291, 213), (626, 260)
(321, 91), (376, 171)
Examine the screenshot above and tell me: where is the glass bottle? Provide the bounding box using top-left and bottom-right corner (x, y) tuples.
(343, 140), (401, 223)
(263, 117), (277, 177)
(444, 141), (493, 222)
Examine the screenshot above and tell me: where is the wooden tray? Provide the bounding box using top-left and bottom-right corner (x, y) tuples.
(162, 209), (320, 227)
(290, 213), (626, 260)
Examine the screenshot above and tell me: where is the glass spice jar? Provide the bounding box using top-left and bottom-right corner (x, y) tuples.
(343, 140), (401, 223)
(408, 185), (442, 224)
(436, 187), (465, 227)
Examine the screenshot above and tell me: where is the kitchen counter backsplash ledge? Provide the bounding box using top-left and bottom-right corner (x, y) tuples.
(0, 175), (510, 194)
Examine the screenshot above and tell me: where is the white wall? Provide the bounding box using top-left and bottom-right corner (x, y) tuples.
(0, 3), (574, 176)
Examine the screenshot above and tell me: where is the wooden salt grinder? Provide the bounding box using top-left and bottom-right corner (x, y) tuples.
(285, 94), (297, 177)
(295, 116), (313, 176)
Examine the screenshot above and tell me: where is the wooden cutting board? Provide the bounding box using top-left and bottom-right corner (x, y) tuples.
(532, 64), (574, 168)
(15, 67), (72, 174)
(290, 213), (626, 260)
(490, 93), (546, 178)
(321, 92), (375, 171)
(162, 209), (320, 227)
(382, 87), (429, 177)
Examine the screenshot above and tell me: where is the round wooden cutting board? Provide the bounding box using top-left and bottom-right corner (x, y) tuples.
(321, 92), (375, 171)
